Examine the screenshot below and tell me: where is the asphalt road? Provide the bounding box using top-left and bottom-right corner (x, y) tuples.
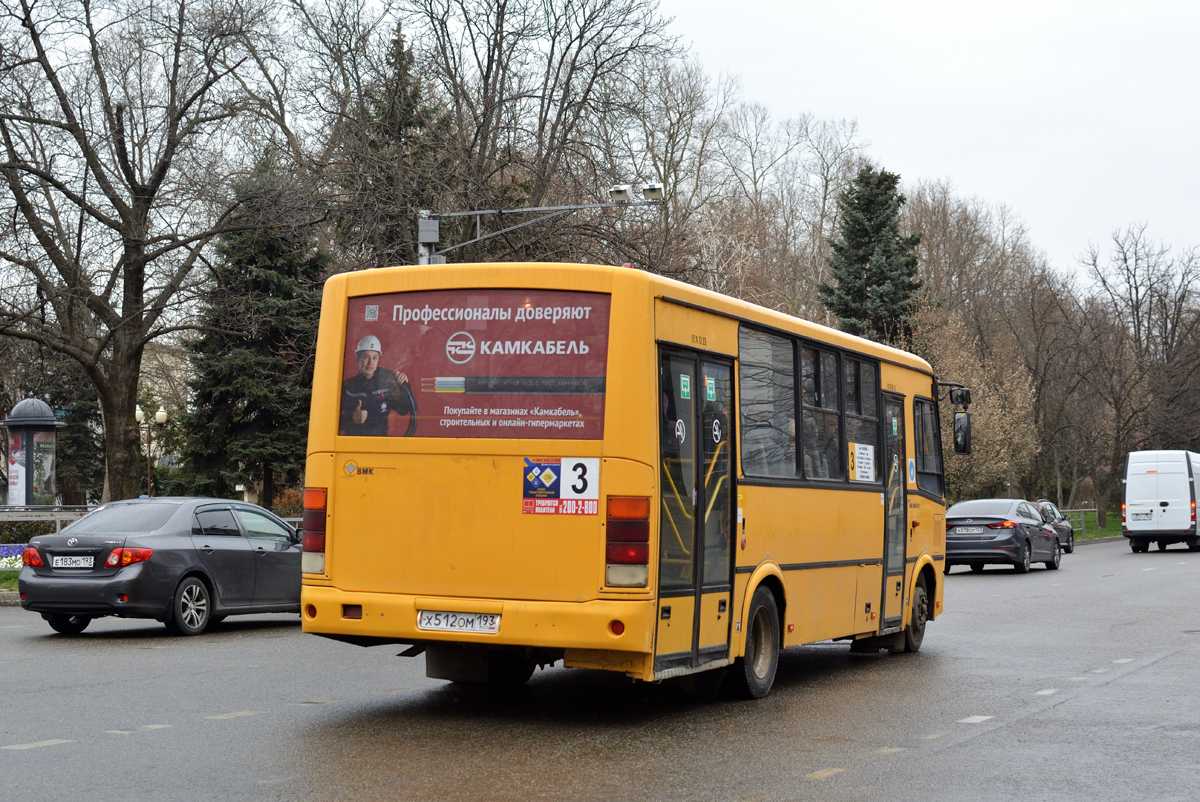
(3, 538), (1199, 802)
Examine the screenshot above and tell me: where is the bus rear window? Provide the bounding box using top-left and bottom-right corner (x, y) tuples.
(340, 289), (610, 439)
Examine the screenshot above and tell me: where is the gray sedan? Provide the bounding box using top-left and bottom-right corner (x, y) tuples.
(18, 498), (301, 635)
(944, 498), (1062, 573)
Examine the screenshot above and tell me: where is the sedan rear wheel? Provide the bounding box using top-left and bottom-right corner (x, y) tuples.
(1064, 533), (1075, 554)
(45, 613), (91, 635)
(1045, 540), (1061, 570)
(1014, 541), (1031, 574)
(167, 577), (210, 636)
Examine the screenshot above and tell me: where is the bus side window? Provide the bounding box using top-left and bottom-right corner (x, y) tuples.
(738, 328), (796, 477)
(801, 347), (842, 480)
(913, 398), (944, 496)
(845, 359), (880, 483)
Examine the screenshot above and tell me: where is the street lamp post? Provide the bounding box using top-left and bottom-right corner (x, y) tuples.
(417, 183), (666, 265)
(135, 405), (168, 497)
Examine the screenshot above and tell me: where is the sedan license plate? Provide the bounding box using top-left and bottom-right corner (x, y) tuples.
(956, 526), (983, 534)
(1132, 511), (1153, 521)
(417, 610), (500, 634)
(51, 555), (93, 569)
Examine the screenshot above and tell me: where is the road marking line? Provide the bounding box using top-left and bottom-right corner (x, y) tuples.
(1035, 689), (1057, 696)
(1142, 568), (1156, 571)
(377, 687), (416, 694)
(805, 768), (845, 780)
(1091, 669), (1107, 674)
(205, 711), (262, 720)
(107, 725), (171, 734)
(295, 699), (344, 706)
(873, 747), (905, 755)
(2, 739), (74, 750)
(0, 625), (28, 629)
(1113, 658), (1134, 664)
(958, 715), (993, 724)
(914, 733), (943, 740)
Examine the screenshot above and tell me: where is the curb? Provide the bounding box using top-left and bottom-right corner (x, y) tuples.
(1075, 535), (1125, 546)
(0, 591), (20, 607)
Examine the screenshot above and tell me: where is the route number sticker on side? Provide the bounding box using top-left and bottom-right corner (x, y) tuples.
(522, 457), (600, 515)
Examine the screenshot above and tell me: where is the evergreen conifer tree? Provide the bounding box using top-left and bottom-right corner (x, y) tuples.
(177, 163), (325, 508)
(817, 166), (922, 344)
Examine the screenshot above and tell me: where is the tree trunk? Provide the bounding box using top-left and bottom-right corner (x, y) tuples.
(97, 341), (145, 502)
(262, 464), (275, 511)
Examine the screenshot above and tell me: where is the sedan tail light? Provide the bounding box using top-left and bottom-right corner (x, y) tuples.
(105, 548), (153, 567)
(986, 521), (1018, 529)
(301, 487), (327, 574)
(21, 547), (43, 567)
(605, 496), (650, 587)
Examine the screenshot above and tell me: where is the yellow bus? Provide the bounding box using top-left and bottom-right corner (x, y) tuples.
(300, 263), (953, 698)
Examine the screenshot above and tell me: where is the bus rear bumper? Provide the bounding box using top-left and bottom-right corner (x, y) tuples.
(301, 584), (655, 657)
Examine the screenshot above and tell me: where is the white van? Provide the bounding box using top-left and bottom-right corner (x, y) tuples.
(1123, 450), (1200, 553)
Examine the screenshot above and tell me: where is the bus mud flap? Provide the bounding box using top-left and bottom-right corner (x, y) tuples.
(849, 632), (905, 654)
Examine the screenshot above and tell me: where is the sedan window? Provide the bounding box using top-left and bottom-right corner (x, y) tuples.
(195, 509), (241, 537)
(235, 509), (292, 541)
(64, 503), (179, 534)
(946, 500), (1014, 517)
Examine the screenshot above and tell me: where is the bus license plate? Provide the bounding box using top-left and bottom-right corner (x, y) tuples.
(417, 610), (500, 634)
(51, 555), (93, 568)
(1132, 512), (1153, 521)
(956, 526), (983, 534)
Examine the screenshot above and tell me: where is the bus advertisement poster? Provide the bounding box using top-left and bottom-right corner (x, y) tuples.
(340, 289), (611, 439)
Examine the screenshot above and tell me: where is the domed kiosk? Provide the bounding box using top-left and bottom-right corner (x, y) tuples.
(2, 398), (64, 506)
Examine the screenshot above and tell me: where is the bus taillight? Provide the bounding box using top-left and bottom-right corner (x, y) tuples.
(302, 487), (328, 574)
(605, 496), (650, 587)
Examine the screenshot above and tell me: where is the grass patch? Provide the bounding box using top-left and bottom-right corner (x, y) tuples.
(0, 571), (18, 592)
(1070, 510), (1123, 540)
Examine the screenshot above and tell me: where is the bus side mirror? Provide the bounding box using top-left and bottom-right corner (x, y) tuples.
(949, 387), (971, 407)
(953, 411), (972, 455)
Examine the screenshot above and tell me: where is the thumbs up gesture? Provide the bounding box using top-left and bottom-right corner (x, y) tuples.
(352, 399), (368, 425)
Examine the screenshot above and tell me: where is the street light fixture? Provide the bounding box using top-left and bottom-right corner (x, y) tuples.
(135, 405), (168, 497)
(607, 185), (633, 203)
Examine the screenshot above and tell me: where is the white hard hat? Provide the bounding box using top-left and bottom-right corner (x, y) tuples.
(355, 335), (381, 354)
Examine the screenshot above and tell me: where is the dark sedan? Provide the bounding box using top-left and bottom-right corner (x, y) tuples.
(18, 498), (301, 636)
(944, 498), (1062, 573)
(1035, 499), (1075, 554)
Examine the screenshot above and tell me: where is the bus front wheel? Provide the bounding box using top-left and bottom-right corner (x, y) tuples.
(904, 578), (928, 653)
(732, 585), (780, 700)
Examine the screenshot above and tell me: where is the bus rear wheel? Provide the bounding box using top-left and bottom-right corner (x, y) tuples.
(731, 585), (780, 700)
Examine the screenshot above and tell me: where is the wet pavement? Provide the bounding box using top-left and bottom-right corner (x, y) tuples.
(2, 538), (1199, 801)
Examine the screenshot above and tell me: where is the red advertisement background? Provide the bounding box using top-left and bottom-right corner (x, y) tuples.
(342, 289), (610, 439)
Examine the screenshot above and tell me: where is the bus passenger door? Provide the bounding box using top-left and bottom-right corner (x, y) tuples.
(656, 350), (735, 675)
(881, 396), (907, 629)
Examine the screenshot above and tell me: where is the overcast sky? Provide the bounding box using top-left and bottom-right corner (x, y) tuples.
(656, 0), (1200, 275)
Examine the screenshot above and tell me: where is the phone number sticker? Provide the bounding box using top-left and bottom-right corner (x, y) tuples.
(522, 457), (599, 515)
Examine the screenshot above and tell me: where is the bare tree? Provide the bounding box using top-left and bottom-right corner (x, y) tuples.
(0, 0), (268, 500)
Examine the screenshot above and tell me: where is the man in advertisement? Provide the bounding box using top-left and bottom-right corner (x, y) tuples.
(339, 335), (418, 436)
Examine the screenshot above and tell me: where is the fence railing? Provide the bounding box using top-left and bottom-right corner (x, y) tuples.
(1059, 508), (1120, 539)
(0, 506), (90, 532)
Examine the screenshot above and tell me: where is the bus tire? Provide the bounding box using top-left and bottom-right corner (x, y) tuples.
(904, 578), (928, 653)
(731, 585), (780, 700)
(487, 651), (534, 687)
